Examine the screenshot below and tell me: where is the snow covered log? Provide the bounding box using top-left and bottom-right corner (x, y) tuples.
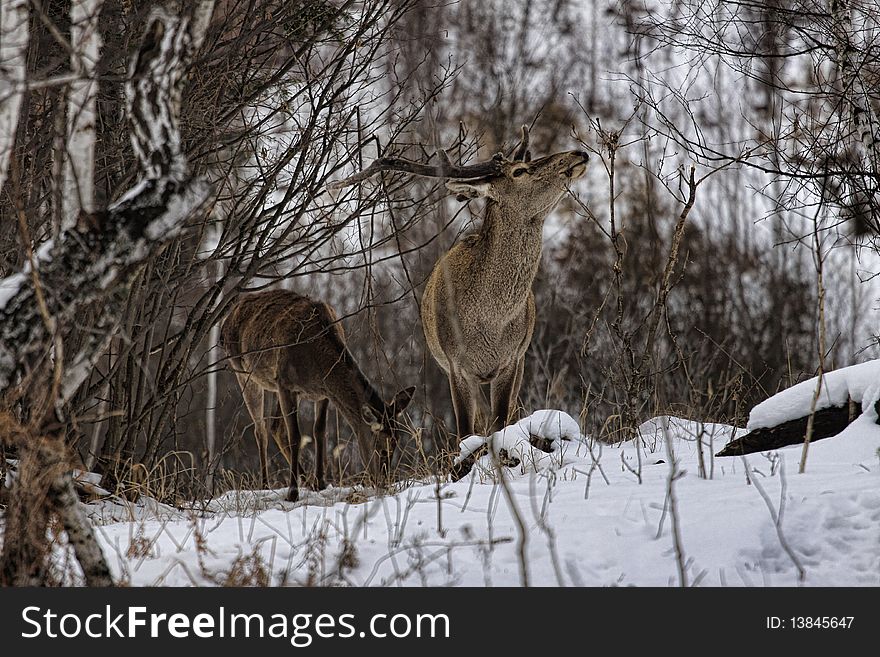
(0, 3), (215, 587)
(716, 360), (880, 456)
(715, 402), (861, 456)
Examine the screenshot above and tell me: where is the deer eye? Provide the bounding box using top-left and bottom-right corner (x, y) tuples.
(512, 167), (529, 178)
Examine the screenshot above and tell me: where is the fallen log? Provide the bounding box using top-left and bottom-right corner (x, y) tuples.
(716, 401), (861, 456)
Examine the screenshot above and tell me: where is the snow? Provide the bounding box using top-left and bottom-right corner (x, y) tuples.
(60, 409), (880, 587)
(0, 272), (26, 310)
(455, 409), (584, 472)
(72, 471), (111, 498)
(143, 179), (213, 242)
(0, 240), (58, 311)
(111, 178), (150, 209)
(748, 360), (880, 430)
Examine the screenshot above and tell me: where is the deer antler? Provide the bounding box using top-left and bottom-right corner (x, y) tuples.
(509, 124), (531, 162)
(326, 149), (506, 190)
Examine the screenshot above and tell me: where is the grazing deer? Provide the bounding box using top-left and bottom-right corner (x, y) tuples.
(220, 289), (415, 502)
(329, 126), (588, 466)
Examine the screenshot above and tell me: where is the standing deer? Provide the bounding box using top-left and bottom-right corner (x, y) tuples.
(329, 126), (588, 467)
(220, 289), (415, 502)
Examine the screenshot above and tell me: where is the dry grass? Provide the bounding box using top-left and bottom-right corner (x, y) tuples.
(0, 413), (80, 585)
(222, 548), (271, 586)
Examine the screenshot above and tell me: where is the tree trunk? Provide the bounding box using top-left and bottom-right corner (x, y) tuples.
(0, 2), (216, 587)
(829, 0), (880, 229)
(0, 0), (29, 192)
(62, 0), (104, 230)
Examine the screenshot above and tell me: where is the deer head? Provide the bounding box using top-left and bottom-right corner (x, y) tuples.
(445, 126), (589, 216)
(327, 125), (588, 214)
(359, 385), (415, 479)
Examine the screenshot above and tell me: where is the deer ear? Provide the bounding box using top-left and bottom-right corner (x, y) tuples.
(389, 386), (415, 416)
(445, 180), (493, 201)
(361, 404), (383, 432)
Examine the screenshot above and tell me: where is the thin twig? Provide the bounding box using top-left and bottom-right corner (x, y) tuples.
(662, 417), (688, 587)
(742, 456), (806, 582)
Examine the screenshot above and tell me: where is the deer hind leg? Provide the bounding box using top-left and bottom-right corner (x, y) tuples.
(265, 396), (290, 463)
(275, 387), (301, 503)
(490, 358), (525, 434)
(313, 398), (329, 490)
(237, 374), (270, 489)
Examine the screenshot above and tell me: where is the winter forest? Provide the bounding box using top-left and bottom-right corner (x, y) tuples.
(0, 0), (878, 588)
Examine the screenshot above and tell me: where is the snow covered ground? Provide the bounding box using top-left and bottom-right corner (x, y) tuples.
(79, 406), (880, 587)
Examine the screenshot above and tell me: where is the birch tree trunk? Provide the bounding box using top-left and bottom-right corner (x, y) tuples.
(205, 241), (224, 493)
(0, 2), (216, 586)
(205, 317), (220, 492)
(62, 0), (104, 230)
(0, 0), (29, 192)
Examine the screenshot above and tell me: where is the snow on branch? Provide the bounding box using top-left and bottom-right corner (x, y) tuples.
(0, 2), (216, 403)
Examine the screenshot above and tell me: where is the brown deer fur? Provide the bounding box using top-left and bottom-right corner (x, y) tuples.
(221, 289), (414, 502)
(420, 127), (589, 453)
(326, 125), (588, 473)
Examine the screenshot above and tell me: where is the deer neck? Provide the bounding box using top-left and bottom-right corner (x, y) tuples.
(485, 200), (544, 261)
(325, 354), (385, 432)
(473, 200), (545, 298)
(323, 359), (388, 467)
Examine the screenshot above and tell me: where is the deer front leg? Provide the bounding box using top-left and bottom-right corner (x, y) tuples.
(448, 369), (480, 481)
(490, 358), (525, 433)
(313, 398), (329, 490)
(449, 369), (479, 440)
(237, 375), (270, 489)
(276, 387), (301, 503)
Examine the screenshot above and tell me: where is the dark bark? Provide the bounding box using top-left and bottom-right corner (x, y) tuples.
(0, 428), (54, 586)
(716, 402), (861, 457)
(0, 427), (112, 586)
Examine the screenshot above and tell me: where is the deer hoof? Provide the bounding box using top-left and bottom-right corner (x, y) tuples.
(449, 456), (475, 482)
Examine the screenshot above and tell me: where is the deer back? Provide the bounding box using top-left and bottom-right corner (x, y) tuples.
(221, 290), (359, 399)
